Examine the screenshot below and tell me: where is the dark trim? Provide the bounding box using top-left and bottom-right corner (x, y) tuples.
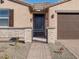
(56, 10), (79, 13)
(8, 0), (32, 12)
(57, 12), (79, 15)
(8, 0), (32, 8)
(46, 29), (48, 43)
(56, 10), (79, 15)
(48, 0), (71, 8)
(9, 9), (14, 27)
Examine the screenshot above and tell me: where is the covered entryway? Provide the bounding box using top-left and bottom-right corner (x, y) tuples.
(33, 14), (47, 42)
(33, 14), (45, 37)
(57, 13), (79, 39)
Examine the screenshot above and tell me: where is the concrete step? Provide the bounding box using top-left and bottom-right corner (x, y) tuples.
(33, 37), (47, 42)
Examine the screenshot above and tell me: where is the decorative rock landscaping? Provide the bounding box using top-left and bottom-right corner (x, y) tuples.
(48, 42), (77, 59)
(0, 41), (77, 59)
(0, 42), (31, 59)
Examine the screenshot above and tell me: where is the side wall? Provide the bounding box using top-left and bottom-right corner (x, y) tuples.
(0, 0), (32, 27)
(0, 0), (32, 42)
(48, 0), (79, 43)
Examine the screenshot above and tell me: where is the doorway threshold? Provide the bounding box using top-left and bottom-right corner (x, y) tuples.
(33, 37), (47, 42)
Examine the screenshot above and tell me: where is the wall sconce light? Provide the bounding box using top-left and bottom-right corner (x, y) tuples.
(30, 18), (32, 22)
(51, 14), (54, 18)
(0, 0), (4, 4)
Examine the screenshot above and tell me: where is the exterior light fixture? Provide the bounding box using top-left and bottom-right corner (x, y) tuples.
(51, 14), (54, 18)
(30, 18), (32, 22)
(0, 0), (4, 4)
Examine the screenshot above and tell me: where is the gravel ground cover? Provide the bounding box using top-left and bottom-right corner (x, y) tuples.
(48, 42), (77, 59)
(0, 41), (77, 59)
(0, 42), (31, 59)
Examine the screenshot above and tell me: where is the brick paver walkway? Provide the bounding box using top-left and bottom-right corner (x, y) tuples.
(27, 42), (52, 59)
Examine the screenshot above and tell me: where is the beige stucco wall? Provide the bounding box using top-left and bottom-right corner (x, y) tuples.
(48, 0), (79, 43)
(0, 0), (32, 42)
(0, 0), (32, 27)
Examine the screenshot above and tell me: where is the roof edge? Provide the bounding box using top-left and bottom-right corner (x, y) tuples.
(48, 0), (72, 8)
(8, 0), (32, 8)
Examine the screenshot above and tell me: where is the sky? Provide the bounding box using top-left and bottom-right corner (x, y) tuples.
(24, 0), (61, 4)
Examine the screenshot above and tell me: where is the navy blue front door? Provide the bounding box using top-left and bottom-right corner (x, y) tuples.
(33, 14), (45, 37)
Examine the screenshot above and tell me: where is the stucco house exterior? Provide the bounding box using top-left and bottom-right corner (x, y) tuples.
(0, 0), (79, 43)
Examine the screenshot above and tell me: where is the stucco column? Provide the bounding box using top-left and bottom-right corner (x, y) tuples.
(48, 9), (57, 43)
(48, 28), (57, 43)
(25, 28), (32, 43)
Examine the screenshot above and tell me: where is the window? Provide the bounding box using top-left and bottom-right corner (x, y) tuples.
(0, 9), (14, 27)
(0, 9), (9, 26)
